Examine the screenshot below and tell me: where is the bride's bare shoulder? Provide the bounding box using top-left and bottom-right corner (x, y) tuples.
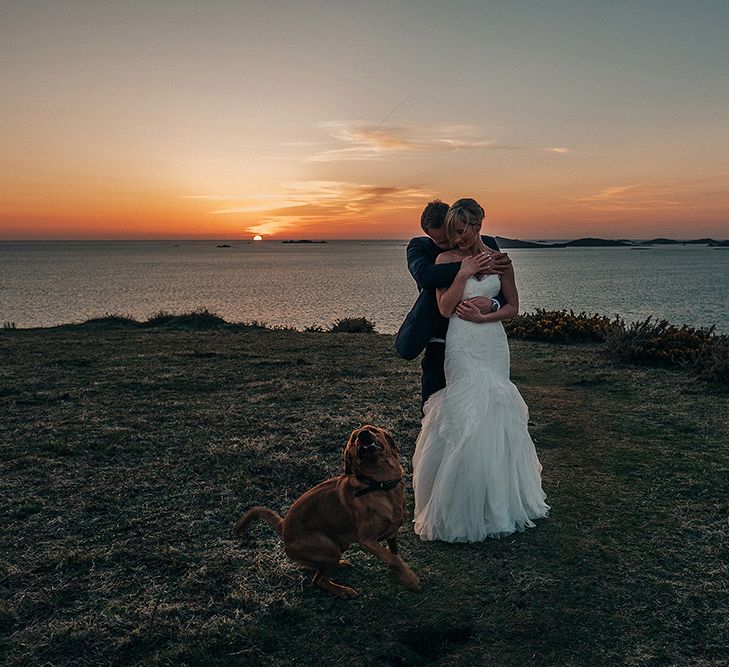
(436, 250), (461, 264)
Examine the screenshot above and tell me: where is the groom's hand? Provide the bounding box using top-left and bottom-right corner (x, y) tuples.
(485, 252), (511, 275)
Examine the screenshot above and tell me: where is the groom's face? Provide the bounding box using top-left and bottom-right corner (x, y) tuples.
(427, 226), (452, 251)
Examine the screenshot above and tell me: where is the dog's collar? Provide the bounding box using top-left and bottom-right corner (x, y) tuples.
(353, 473), (402, 497)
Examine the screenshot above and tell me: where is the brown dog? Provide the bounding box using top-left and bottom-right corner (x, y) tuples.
(233, 425), (421, 599)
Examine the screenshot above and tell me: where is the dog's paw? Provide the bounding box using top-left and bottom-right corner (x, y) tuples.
(333, 585), (359, 600)
(400, 571), (422, 593)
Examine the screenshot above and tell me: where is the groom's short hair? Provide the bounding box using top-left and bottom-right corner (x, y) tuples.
(420, 199), (449, 232)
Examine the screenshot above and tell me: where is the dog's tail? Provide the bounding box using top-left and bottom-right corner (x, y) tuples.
(233, 506), (283, 537)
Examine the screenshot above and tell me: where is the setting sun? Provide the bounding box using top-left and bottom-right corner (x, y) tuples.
(253, 235), (263, 241)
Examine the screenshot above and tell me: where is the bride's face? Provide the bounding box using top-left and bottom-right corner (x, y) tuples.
(453, 222), (481, 252)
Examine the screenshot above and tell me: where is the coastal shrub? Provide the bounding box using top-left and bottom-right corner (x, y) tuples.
(144, 310), (177, 327)
(605, 317), (716, 367)
(505, 309), (618, 343)
(236, 320), (271, 330)
(238, 320), (299, 331)
(81, 313), (140, 328)
(328, 317), (376, 334)
(145, 308), (228, 329)
(690, 334), (729, 385)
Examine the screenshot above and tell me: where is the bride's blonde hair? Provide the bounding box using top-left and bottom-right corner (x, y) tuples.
(444, 198), (485, 244)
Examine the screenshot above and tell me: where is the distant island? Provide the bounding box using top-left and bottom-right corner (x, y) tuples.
(282, 240), (328, 244)
(494, 236), (728, 249)
(225, 237), (728, 248)
(495, 237), (629, 248)
(494, 237), (564, 248)
(640, 238), (729, 247)
(567, 237), (632, 247)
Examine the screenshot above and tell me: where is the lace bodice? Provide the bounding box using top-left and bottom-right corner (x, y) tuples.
(447, 274), (509, 378)
(461, 274), (501, 301)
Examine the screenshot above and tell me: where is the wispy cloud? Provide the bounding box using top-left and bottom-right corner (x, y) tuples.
(573, 174), (729, 213)
(181, 194), (246, 200)
(574, 185), (647, 207)
(203, 180), (431, 236)
(307, 121), (569, 162)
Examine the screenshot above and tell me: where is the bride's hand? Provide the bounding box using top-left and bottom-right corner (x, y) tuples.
(458, 253), (491, 278)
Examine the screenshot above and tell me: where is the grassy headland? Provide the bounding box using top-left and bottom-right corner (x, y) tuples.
(1, 317), (727, 666)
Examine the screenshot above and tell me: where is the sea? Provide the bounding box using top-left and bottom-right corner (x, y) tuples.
(1, 240), (727, 333)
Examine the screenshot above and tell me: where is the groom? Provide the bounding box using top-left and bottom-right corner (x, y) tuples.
(395, 199), (511, 408)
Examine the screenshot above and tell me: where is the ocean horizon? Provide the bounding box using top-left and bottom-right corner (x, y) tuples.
(2, 240), (727, 333)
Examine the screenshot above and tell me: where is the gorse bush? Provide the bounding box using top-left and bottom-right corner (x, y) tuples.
(505, 310), (727, 385)
(688, 334), (729, 385)
(601, 316), (728, 385)
(605, 317), (716, 366)
(81, 309), (228, 330)
(79, 311), (377, 334)
(328, 317), (376, 334)
(82, 313), (140, 328)
(147, 308), (227, 329)
(505, 309), (619, 343)
(144, 310), (177, 327)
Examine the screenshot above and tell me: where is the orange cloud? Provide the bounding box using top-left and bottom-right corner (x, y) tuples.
(201, 180), (431, 237)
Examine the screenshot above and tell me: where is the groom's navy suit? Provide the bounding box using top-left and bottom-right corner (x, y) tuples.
(395, 235), (503, 407)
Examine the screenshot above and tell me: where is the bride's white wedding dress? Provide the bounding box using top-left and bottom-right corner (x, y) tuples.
(413, 274), (549, 542)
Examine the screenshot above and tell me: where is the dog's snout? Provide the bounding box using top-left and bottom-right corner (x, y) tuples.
(356, 429), (379, 457)
(358, 430), (374, 446)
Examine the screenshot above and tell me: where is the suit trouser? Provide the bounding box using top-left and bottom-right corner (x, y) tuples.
(421, 341), (446, 411)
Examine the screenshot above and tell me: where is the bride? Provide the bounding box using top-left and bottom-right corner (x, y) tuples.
(412, 198), (549, 542)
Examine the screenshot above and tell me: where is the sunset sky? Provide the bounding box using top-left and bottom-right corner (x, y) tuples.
(2, 1), (728, 240)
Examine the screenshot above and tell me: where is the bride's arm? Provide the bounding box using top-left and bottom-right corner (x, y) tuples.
(435, 254), (484, 318)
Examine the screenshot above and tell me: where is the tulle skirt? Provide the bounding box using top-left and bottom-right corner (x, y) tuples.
(413, 351), (549, 542)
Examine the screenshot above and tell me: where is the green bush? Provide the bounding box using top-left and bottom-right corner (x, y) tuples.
(690, 334), (729, 385)
(81, 313), (140, 328)
(328, 317), (376, 334)
(605, 317), (715, 367)
(144, 310), (177, 327)
(504, 311), (727, 385)
(145, 309), (227, 329)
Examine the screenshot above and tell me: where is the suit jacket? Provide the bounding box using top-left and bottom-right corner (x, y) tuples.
(394, 235), (502, 360)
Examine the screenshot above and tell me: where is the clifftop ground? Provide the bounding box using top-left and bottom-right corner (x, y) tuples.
(1, 325), (727, 665)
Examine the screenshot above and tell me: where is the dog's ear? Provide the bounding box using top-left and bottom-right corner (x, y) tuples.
(383, 430), (399, 453)
(344, 430), (357, 474)
(344, 449), (354, 475)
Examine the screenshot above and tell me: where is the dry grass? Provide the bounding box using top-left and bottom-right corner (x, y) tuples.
(1, 324), (727, 666)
